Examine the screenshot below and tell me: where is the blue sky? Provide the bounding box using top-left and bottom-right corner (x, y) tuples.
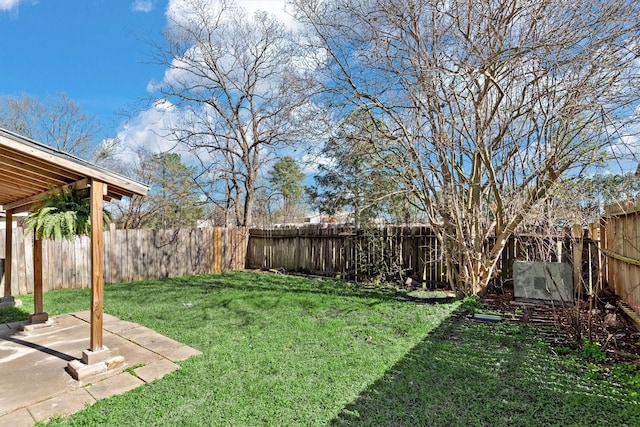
(0, 0), (293, 148)
(0, 1), (169, 131)
(0, 0), (635, 176)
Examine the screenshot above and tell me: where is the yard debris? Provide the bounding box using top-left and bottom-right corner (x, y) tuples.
(473, 313), (502, 323)
(482, 290), (640, 362)
(604, 313), (623, 328)
(183, 302), (194, 308)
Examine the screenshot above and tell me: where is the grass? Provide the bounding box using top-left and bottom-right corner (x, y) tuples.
(0, 305), (29, 323)
(15, 272), (455, 426)
(2, 272), (639, 426)
(334, 316), (640, 426)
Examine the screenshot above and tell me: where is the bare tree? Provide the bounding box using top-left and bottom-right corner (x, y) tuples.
(152, 0), (317, 226)
(293, 0), (640, 294)
(0, 92), (99, 158)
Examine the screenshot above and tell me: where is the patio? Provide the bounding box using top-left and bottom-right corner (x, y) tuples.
(0, 311), (201, 425)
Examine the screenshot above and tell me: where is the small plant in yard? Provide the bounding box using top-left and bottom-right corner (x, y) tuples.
(124, 364), (145, 376)
(580, 339), (608, 363)
(611, 363), (640, 399)
(459, 294), (482, 312)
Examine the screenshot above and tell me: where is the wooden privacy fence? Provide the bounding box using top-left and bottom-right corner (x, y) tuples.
(248, 226), (445, 285)
(0, 226), (248, 296)
(601, 199), (640, 315)
(246, 226), (582, 287)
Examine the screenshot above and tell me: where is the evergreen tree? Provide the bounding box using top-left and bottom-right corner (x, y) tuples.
(113, 152), (204, 229)
(268, 156), (305, 223)
(308, 110), (411, 226)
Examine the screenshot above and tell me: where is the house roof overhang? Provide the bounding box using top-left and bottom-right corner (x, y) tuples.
(0, 127), (149, 213)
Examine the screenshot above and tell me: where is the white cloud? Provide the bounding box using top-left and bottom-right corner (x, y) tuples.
(131, 0), (154, 13)
(0, 0), (24, 12)
(111, 100), (183, 160)
(238, 0), (297, 29)
(166, 0), (296, 30)
(301, 152), (334, 175)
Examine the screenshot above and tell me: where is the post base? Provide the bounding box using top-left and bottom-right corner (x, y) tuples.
(82, 346), (110, 365)
(67, 359), (108, 380)
(18, 316), (53, 332)
(0, 295), (22, 308)
(67, 347), (125, 380)
(28, 312), (49, 323)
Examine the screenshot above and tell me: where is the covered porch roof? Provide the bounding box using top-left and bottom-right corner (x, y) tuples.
(0, 126), (149, 380)
(0, 127), (148, 212)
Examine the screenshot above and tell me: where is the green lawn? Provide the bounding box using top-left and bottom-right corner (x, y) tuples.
(3, 272), (640, 426)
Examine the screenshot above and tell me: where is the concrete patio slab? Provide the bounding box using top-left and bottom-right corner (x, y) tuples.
(134, 359), (179, 383)
(0, 311), (202, 426)
(0, 408), (33, 427)
(161, 345), (203, 362)
(85, 372), (144, 400)
(143, 335), (184, 353)
(27, 388), (95, 423)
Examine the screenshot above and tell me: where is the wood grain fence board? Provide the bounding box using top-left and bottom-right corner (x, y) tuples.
(114, 229), (123, 282)
(603, 205), (640, 314)
(48, 240), (56, 290)
(1, 227), (246, 296)
(54, 239), (62, 289)
(126, 229), (134, 281)
(122, 229), (130, 282)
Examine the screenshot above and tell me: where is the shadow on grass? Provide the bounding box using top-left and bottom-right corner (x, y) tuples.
(93, 272), (448, 335)
(0, 305), (30, 323)
(105, 271), (450, 307)
(331, 312), (640, 427)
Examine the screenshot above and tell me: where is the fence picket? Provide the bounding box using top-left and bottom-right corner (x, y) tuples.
(1, 227), (249, 295)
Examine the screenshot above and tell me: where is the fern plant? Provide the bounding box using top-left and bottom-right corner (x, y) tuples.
(25, 186), (110, 240)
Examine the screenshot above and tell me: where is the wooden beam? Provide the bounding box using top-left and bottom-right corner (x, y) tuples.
(600, 248), (640, 268)
(3, 178), (94, 212)
(572, 225), (583, 301)
(3, 210), (11, 297)
(90, 179), (105, 351)
(33, 236), (43, 314)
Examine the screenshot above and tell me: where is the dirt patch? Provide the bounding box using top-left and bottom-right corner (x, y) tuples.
(481, 290), (640, 363)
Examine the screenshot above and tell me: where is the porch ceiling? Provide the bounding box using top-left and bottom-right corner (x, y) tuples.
(0, 127), (149, 212)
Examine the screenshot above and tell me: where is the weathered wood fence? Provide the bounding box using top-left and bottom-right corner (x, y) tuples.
(2, 215), (638, 314)
(601, 199), (640, 314)
(245, 226), (599, 291)
(0, 226), (248, 296)
(246, 226), (447, 284)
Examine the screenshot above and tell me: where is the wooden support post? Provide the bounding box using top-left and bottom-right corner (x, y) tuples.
(33, 237), (43, 314)
(3, 210), (11, 298)
(599, 218), (608, 289)
(90, 180), (105, 352)
(27, 233), (48, 323)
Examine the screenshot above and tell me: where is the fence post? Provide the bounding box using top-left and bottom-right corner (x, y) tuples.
(213, 227), (222, 273)
(571, 225), (583, 300)
(599, 218), (608, 289)
(588, 222), (600, 297)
